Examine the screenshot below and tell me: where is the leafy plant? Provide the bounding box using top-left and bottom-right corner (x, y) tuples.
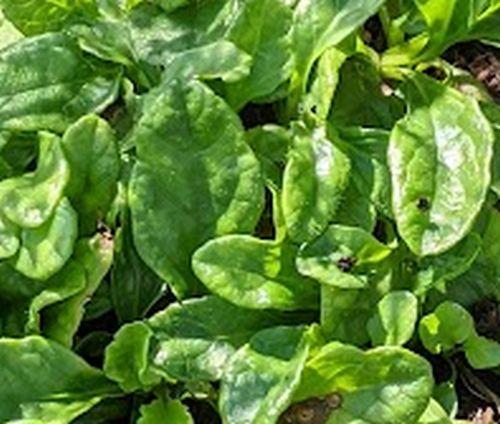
(0, 0), (498, 423)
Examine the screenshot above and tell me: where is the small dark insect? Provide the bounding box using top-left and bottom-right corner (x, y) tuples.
(279, 393), (343, 424)
(416, 197), (430, 211)
(337, 257), (357, 273)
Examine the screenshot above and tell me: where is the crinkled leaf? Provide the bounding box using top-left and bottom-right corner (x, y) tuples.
(418, 302), (475, 354)
(0, 33), (120, 133)
(41, 234), (114, 346)
(293, 342), (434, 424)
(219, 326), (312, 424)
(297, 225), (393, 289)
(282, 125), (350, 243)
(193, 235), (319, 310)
(129, 79), (263, 297)
(0, 132), (69, 228)
(13, 198), (78, 280)
(389, 73), (494, 256)
(367, 291), (418, 346)
(104, 321), (160, 392)
(417, 399), (453, 424)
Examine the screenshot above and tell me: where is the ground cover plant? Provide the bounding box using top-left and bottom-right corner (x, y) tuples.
(0, 0), (499, 423)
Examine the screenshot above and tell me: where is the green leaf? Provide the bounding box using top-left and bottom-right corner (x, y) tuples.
(39, 233), (114, 346)
(111, 211), (164, 323)
(297, 225), (393, 289)
(418, 302), (475, 354)
(329, 55), (405, 130)
(223, 0), (293, 109)
(320, 260), (394, 345)
(0, 132), (69, 228)
(282, 125), (350, 243)
(104, 321), (160, 392)
(303, 45), (351, 121)
(219, 326), (312, 424)
(388, 73), (494, 256)
(138, 398), (193, 424)
(193, 235), (319, 310)
(163, 40), (252, 84)
(335, 127), (393, 228)
(13, 198), (78, 280)
(129, 79), (263, 297)
(414, 233), (482, 295)
(62, 115), (119, 234)
(464, 334), (500, 370)
(246, 124), (291, 188)
(293, 342), (434, 424)
(0, 33), (120, 133)
(106, 296), (309, 386)
(367, 291), (418, 346)
(0, 336), (116, 422)
(1, 0), (98, 35)
(290, 0), (385, 94)
(417, 399), (453, 424)
(148, 296), (313, 382)
(414, 0), (500, 61)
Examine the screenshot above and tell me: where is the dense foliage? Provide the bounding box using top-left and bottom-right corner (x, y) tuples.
(0, 0), (499, 422)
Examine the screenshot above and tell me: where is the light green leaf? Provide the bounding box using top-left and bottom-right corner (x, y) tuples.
(417, 399), (453, 424)
(303, 45), (351, 121)
(297, 225), (393, 289)
(13, 198), (78, 281)
(0, 33), (119, 133)
(282, 125), (350, 243)
(223, 0), (293, 109)
(464, 334), (500, 370)
(291, 0), (385, 94)
(193, 235), (319, 310)
(129, 79), (263, 297)
(138, 398), (193, 424)
(0, 9), (23, 50)
(0, 213), (19, 259)
(62, 115), (119, 234)
(1, 0), (98, 35)
(418, 302), (475, 354)
(0, 132), (69, 228)
(388, 73), (494, 256)
(104, 322), (160, 392)
(219, 326), (312, 424)
(414, 0), (500, 60)
(367, 291), (418, 346)
(293, 343), (434, 424)
(41, 234), (114, 346)
(0, 336), (116, 422)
